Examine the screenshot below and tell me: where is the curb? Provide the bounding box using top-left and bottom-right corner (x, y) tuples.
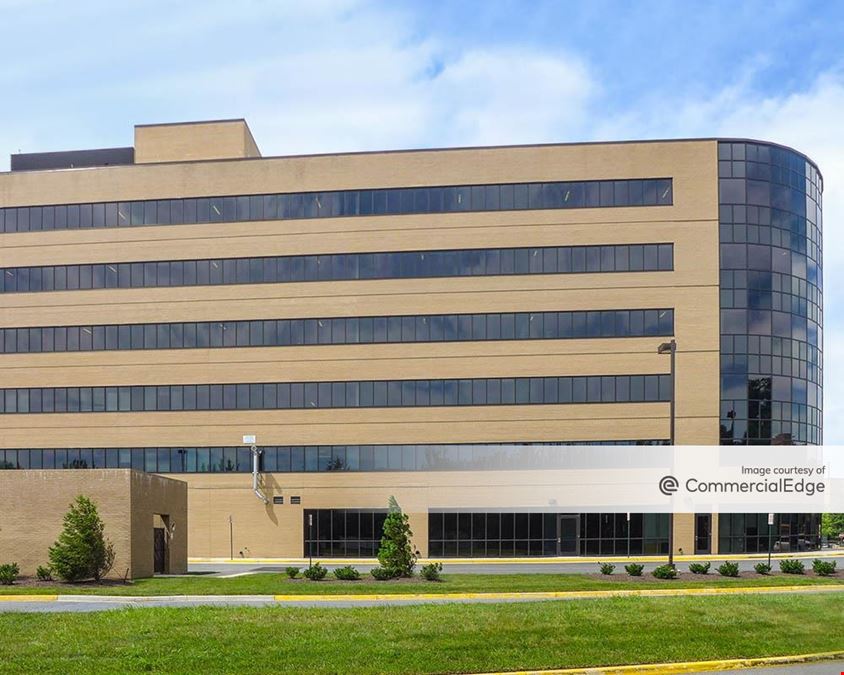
(56, 594), (276, 603)
(271, 584), (844, 603)
(473, 650), (844, 674)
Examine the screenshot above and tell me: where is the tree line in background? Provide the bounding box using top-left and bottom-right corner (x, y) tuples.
(822, 513), (844, 540)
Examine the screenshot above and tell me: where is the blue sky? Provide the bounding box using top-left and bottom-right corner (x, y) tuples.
(1, 0), (843, 439)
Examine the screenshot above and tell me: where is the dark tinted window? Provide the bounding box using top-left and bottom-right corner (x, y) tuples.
(0, 244), (673, 294)
(0, 373), (668, 415)
(1, 178), (673, 235)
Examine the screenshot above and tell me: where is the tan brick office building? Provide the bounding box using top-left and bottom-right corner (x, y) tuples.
(0, 120), (822, 559)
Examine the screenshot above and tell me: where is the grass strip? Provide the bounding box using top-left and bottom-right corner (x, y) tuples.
(0, 594), (842, 673)
(2, 571), (842, 596)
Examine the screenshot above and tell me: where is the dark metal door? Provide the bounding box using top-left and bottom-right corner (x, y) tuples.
(557, 515), (579, 555)
(694, 514), (711, 554)
(154, 527), (166, 574)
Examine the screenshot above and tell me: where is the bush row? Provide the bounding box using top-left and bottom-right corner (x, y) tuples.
(599, 558), (836, 578)
(283, 561), (443, 582)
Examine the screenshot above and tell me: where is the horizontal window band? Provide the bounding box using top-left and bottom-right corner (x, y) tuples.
(0, 243), (674, 294)
(0, 374), (671, 414)
(427, 512), (671, 558)
(0, 177), (674, 235)
(0, 309), (674, 354)
(0, 441), (670, 473)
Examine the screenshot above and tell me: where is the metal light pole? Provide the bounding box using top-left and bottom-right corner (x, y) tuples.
(229, 515), (233, 560)
(308, 513), (314, 569)
(767, 513), (774, 568)
(658, 339), (677, 568)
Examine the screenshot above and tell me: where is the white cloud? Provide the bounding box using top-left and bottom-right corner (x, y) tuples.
(47, 4), (596, 158)
(0, 1), (597, 163)
(424, 49), (595, 147)
(244, 45), (595, 155)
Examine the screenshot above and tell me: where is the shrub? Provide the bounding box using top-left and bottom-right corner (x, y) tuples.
(421, 562), (443, 581)
(0, 563), (19, 585)
(370, 566), (396, 581)
(779, 559), (805, 575)
(284, 566), (300, 579)
(36, 565), (53, 581)
(303, 562), (327, 581)
(652, 564), (678, 580)
(688, 562), (710, 575)
(376, 497), (417, 577)
(49, 495), (115, 582)
(717, 561), (740, 577)
(599, 562), (615, 575)
(624, 563), (644, 576)
(333, 565), (361, 581)
(812, 559), (837, 576)
(754, 562), (772, 575)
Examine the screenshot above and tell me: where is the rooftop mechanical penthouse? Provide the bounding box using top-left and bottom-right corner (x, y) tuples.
(0, 119), (822, 558)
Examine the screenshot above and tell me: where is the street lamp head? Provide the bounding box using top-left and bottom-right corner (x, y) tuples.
(657, 340), (676, 355)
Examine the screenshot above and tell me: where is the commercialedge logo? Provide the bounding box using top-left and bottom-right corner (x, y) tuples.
(659, 475), (826, 497)
(659, 475), (679, 496)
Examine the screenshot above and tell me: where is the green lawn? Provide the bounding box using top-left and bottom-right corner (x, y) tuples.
(2, 571), (842, 595)
(1, 595), (842, 673)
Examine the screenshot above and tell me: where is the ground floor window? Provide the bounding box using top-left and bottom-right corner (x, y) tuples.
(429, 512), (557, 557)
(427, 512), (669, 557)
(718, 513), (820, 553)
(581, 513), (669, 555)
(303, 509), (387, 557)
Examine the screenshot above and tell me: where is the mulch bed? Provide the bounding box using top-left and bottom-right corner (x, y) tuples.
(4, 577), (133, 589)
(582, 570), (838, 582)
(282, 576), (423, 584)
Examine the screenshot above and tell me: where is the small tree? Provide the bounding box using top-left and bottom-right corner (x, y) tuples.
(821, 513), (844, 539)
(376, 496), (417, 577)
(49, 495), (115, 582)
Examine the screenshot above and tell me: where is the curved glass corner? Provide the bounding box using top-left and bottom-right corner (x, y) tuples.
(718, 141), (822, 445)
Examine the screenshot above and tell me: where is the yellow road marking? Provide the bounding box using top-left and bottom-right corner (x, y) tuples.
(273, 583), (844, 603)
(0, 595), (58, 602)
(473, 649), (844, 674)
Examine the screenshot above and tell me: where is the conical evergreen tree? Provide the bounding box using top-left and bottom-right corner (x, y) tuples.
(376, 496), (417, 577)
(49, 495), (115, 582)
